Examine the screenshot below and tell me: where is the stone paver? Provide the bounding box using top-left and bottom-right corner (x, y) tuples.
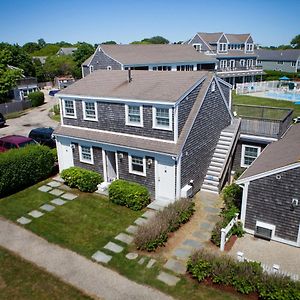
(182, 239), (202, 249)
(16, 217), (31, 225)
(204, 206), (220, 213)
(28, 210), (44, 218)
(49, 189), (64, 196)
(200, 222), (213, 230)
(0, 218), (172, 300)
(192, 231), (211, 240)
(157, 271), (180, 286)
(206, 214), (220, 223)
(91, 250), (112, 264)
(146, 258), (156, 269)
(138, 257), (146, 265)
(47, 181), (62, 188)
(61, 192), (78, 201)
(134, 217), (148, 226)
(126, 225), (138, 235)
(141, 210), (156, 219)
(50, 198), (66, 206)
(52, 175), (65, 183)
(173, 248), (192, 259)
(40, 204), (55, 212)
(164, 258), (186, 274)
(104, 241), (124, 253)
(38, 185), (52, 192)
(125, 253), (138, 260)
(115, 233), (134, 245)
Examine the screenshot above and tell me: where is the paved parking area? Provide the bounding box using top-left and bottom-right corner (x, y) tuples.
(228, 233), (300, 276)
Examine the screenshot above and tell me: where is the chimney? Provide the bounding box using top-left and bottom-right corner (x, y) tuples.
(128, 68), (132, 83)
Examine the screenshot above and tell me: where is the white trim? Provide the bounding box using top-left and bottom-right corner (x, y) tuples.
(98, 45), (124, 66)
(152, 106), (173, 131)
(240, 182), (249, 225)
(176, 154), (182, 199)
(174, 105), (179, 143)
(241, 144), (261, 168)
(236, 162), (300, 184)
(217, 77), (232, 89)
(61, 124), (175, 144)
(107, 66), (112, 70)
(125, 104), (143, 127)
(128, 154), (146, 176)
(240, 133), (277, 143)
(215, 77), (234, 120)
(102, 149), (107, 181)
(255, 220), (276, 239)
(195, 33), (213, 51)
(115, 152), (119, 179)
(79, 144), (94, 164)
(89, 65), (94, 74)
(297, 224), (300, 247)
(62, 99), (77, 119)
(82, 100), (98, 122)
(59, 98), (64, 126)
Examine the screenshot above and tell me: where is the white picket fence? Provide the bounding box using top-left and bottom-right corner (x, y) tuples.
(220, 213), (239, 252)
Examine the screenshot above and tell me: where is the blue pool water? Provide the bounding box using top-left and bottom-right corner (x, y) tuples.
(266, 91), (300, 102)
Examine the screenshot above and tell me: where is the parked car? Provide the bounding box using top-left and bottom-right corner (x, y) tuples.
(0, 135), (37, 152)
(0, 113), (6, 127)
(29, 127), (55, 148)
(49, 89), (60, 96)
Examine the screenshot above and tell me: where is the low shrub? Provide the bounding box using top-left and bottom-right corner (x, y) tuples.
(108, 179), (150, 210)
(222, 183), (242, 209)
(134, 198), (195, 251)
(28, 91), (44, 107)
(0, 145), (54, 196)
(61, 166), (102, 192)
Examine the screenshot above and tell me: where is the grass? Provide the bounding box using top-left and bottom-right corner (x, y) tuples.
(0, 180), (246, 300)
(51, 113), (61, 122)
(4, 110), (28, 119)
(0, 246), (91, 300)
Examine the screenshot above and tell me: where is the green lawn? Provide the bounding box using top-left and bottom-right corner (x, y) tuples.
(0, 246), (91, 300)
(0, 180), (245, 300)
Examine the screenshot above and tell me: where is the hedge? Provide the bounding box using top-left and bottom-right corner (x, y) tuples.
(61, 167), (103, 192)
(134, 198), (195, 251)
(108, 179), (150, 210)
(0, 145), (54, 196)
(28, 91), (44, 107)
(187, 249), (300, 299)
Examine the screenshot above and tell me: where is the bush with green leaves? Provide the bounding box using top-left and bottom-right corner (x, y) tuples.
(108, 179), (150, 210)
(0, 145), (54, 196)
(28, 91), (44, 107)
(61, 166), (102, 192)
(134, 198), (195, 251)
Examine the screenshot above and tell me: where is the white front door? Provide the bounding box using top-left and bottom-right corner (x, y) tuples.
(57, 140), (74, 171)
(156, 158), (176, 202)
(105, 151), (117, 182)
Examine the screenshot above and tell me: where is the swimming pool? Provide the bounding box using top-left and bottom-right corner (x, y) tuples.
(266, 91), (300, 102)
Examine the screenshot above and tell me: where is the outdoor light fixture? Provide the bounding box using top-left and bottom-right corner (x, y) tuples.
(291, 198), (299, 211)
(118, 153), (124, 160)
(70, 143), (75, 150)
(147, 158), (153, 166)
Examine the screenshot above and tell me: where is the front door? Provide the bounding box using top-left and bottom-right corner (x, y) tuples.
(106, 151), (117, 182)
(57, 140), (74, 171)
(156, 158), (176, 202)
(229, 60), (235, 69)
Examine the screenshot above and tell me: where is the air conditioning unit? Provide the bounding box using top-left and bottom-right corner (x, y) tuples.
(181, 184), (193, 198)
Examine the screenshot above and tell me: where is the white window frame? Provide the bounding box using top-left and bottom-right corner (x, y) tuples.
(62, 99), (77, 119)
(89, 65), (94, 73)
(193, 43), (202, 51)
(241, 144), (261, 168)
(291, 61), (296, 67)
(107, 65), (112, 70)
(79, 145), (94, 164)
(256, 221), (276, 239)
(128, 154), (146, 176)
(240, 59), (246, 67)
(220, 60), (227, 69)
(82, 101), (98, 121)
(152, 106), (172, 131)
(125, 104), (143, 127)
(247, 59), (254, 68)
(218, 43), (227, 53)
(277, 61), (284, 65)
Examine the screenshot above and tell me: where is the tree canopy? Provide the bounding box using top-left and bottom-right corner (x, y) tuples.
(291, 34), (300, 49)
(131, 36), (169, 44)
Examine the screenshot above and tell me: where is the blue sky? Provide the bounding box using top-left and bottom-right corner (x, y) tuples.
(0, 0), (299, 46)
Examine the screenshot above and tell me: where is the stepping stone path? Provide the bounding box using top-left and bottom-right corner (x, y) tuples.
(141, 210), (156, 219)
(61, 193), (78, 201)
(204, 206), (220, 213)
(92, 251), (112, 263)
(47, 181), (62, 188)
(17, 217), (31, 225)
(192, 231), (210, 240)
(138, 257), (146, 265)
(38, 185), (52, 193)
(134, 217), (148, 226)
(40, 204), (55, 212)
(52, 175), (65, 183)
(146, 258), (156, 269)
(157, 271), (180, 286)
(126, 225), (138, 235)
(125, 253), (138, 260)
(115, 233), (133, 245)
(50, 198), (66, 206)
(104, 242), (124, 253)
(164, 258), (186, 274)
(49, 189), (64, 196)
(183, 239), (202, 249)
(173, 247), (192, 260)
(28, 210), (44, 218)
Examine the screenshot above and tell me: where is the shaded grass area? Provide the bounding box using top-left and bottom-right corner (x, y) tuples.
(4, 110), (28, 119)
(0, 246), (91, 300)
(50, 113), (61, 122)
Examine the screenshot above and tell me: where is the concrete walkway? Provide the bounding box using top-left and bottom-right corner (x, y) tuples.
(0, 217), (173, 300)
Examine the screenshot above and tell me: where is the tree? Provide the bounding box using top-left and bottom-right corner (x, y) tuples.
(43, 55), (76, 80)
(102, 40), (117, 44)
(22, 42), (41, 54)
(38, 38), (46, 48)
(142, 36), (169, 44)
(72, 43), (95, 78)
(291, 34), (300, 49)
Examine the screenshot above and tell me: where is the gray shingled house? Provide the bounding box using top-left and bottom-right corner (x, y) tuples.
(54, 70), (239, 208)
(81, 44), (216, 78)
(236, 124), (300, 247)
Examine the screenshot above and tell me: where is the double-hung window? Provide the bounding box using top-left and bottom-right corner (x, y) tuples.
(79, 145), (93, 164)
(83, 101), (97, 121)
(129, 155), (146, 176)
(125, 105), (143, 127)
(241, 145), (261, 168)
(153, 107), (172, 130)
(63, 99), (76, 118)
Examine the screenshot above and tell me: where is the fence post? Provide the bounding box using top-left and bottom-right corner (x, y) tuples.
(220, 229), (226, 251)
(237, 251), (244, 262)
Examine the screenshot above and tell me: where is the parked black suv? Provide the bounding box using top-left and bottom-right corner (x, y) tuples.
(28, 127), (55, 148)
(0, 113), (6, 127)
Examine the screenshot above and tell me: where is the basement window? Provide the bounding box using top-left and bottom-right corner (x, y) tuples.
(255, 221), (275, 240)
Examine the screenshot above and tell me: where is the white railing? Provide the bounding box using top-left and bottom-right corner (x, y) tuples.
(220, 213), (239, 251)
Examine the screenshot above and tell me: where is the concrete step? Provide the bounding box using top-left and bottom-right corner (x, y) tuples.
(221, 131), (234, 137)
(208, 165), (222, 172)
(201, 184), (218, 192)
(219, 135), (233, 142)
(205, 174), (219, 181)
(147, 200), (169, 211)
(210, 161), (223, 168)
(207, 170), (220, 177)
(203, 179), (219, 186)
(218, 139), (231, 146)
(214, 153), (226, 159)
(215, 148), (228, 154)
(211, 157), (225, 163)
(201, 188), (219, 194)
(216, 143), (230, 150)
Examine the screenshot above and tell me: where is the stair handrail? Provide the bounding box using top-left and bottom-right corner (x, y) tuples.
(218, 118), (241, 190)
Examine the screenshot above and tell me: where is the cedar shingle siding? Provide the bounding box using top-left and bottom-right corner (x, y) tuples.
(245, 167), (300, 242)
(181, 81), (231, 193)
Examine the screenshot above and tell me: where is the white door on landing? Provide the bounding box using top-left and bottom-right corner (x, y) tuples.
(57, 140), (74, 171)
(156, 158), (176, 202)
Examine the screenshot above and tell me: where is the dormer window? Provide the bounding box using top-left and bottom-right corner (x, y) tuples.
(125, 104), (143, 127)
(193, 43), (202, 51)
(89, 65), (94, 73)
(219, 43), (227, 53)
(153, 107), (172, 131)
(246, 44), (254, 52)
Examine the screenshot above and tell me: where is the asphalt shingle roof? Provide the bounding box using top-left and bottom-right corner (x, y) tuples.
(256, 49), (300, 61)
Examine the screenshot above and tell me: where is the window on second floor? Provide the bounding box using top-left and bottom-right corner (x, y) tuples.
(125, 104), (143, 127)
(63, 99), (76, 118)
(218, 43), (227, 52)
(241, 145), (261, 168)
(277, 61), (284, 65)
(89, 65), (94, 73)
(220, 60), (227, 69)
(246, 44), (254, 52)
(291, 61), (296, 67)
(83, 101), (98, 121)
(153, 107), (172, 130)
(240, 59), (246, 67)
(193, 43), (202, 51)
